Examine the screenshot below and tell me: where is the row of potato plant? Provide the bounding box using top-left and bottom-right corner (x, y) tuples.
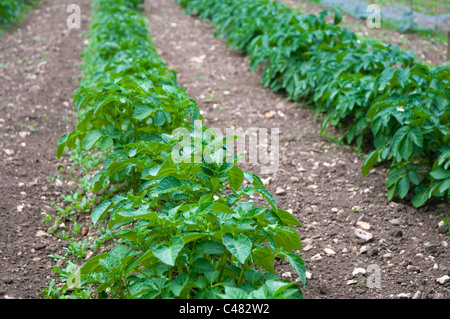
(0, 0), (37, 28)
(56, 0), (306, 299)
(175, 0), (449, 207)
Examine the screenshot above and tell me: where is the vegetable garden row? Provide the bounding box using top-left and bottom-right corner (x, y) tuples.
(0, 0), (38, 29)
(56, 0), (306, 299)
(176, 0), (450, 208)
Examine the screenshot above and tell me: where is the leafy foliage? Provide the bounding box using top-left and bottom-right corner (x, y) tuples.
(0, 0), (37, 27)
(176, 0), (450, 207)
(57, 0), (305, 299)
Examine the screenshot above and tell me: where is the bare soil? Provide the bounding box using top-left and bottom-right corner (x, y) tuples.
(0, 0), (91, 299)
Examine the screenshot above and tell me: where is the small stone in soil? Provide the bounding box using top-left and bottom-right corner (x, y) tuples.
(275, 187), (286, 195)
(352, 268), (367, 277)
(360, 246), (369, 254)
(354, 228), (374, 243)
(436, 275), (450, 285)
(397, 293), (411, 299)
(425, 244), (437, 255)
(290, 177), (300, 183)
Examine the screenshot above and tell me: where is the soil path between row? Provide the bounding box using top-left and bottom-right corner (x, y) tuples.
(0, 0), (91, 299)
(145, 0), (449, 299)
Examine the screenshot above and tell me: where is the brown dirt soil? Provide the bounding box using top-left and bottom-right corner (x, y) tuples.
(145, 0), (450, 299)
(0, 0), (91, 299)
(282, 0), (448, 67)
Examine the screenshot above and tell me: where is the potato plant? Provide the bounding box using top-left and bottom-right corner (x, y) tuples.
(175, 0), (449, 207)
(57, 0), (305, 299)
(0, 0), (37, 27)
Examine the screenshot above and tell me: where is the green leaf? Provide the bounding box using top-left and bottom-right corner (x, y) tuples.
(274, 209), (301, 226)
(396, 176), (410, 199)
(211, 202), (235, 214)
(191, 258), (215, 273)
(222, 233), (252, 264)
(412, 186), (429, 207)
(91, 200), (114, 225)
(82, 130), (103, 150)
(407, 169), (420, 185)
(286, 252), (306, 286)
(133, 104), (154, 120)
(153, 176), (182, 195)
(362, 149), (380, 177)
(181, 233), (207, 244)
(255, 187), (277, 212)
(195, 240), (224, 255)
(399, 136), (413, 160)
(187, 103), (201, 121)
(408, 126), (423, 147)
(152, 236), (185, 266)
(154, 110), (166, 127)
(228, 165), (244, 191)
(430, 168), (450, 180)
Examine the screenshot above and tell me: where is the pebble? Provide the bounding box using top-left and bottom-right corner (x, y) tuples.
(425, 244), (437, 255)
(290, 177), (300, 183)
(305, 271), (312, 280)
(3, 149), (14, 156)
(406, 265), (421, 273)
(275, 187), (286, 195)
(415, 253), (424, 258)
(264, 111), (275, 118)
(281, 272), (292, 279)
(442, 241), (448, 248)
(354, 228), (374, 243)
(324, 248), (336, 256)
(436, 275), (450, 285)
(389, 218), (401, 226)
(359, 246), (369, 254)
(382, 253), (392, 260)
(347, 280), (358, 285)
(55, 179), (63, 187)
(303, 245), (313, 252)
(310, 254), (322, 262)
(356, 221), (371, 230)
(413, 291), (421, 299)
(352, 268), (366, 277)
(36, 230), (50, 237)
(397, 293), (411, 299)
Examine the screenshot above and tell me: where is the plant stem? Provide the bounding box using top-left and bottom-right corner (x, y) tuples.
(217, 251), (229, 283)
